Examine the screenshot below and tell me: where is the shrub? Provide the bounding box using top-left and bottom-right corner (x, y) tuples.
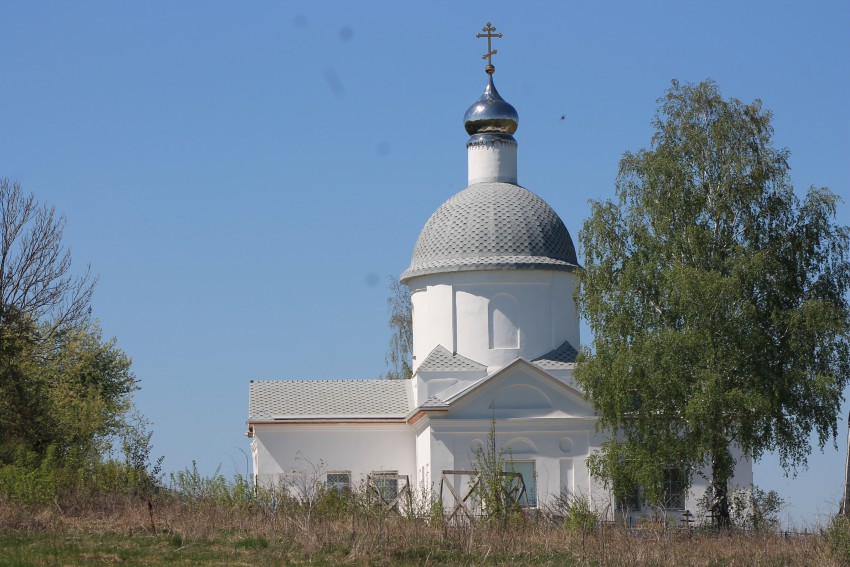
(564, 494), (597, 534)
(824, 514), (850, 562)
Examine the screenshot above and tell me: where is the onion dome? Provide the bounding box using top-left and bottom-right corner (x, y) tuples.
(463, 76), (518, 136)
(400, 182), (578, 282)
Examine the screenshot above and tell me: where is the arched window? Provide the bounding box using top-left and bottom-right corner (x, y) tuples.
(489, 293), (519, 349)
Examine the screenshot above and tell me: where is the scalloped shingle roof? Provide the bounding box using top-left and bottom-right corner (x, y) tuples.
(531, 340), (579, 370)
(401, 182), (578, 282)
(249, 380), (413, 421)
(417, 345), (487, 373)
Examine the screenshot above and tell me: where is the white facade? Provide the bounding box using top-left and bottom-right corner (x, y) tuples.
(252, 423), (415, 490)
(246, 70), (753, 520)
(248, 360), (609, 511)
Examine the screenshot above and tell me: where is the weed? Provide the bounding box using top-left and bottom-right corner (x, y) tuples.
(0, 467), (841, 567)
(234, 536), (269, 549)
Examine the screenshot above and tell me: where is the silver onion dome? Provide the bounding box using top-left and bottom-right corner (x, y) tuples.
(463, 76), (519, 136)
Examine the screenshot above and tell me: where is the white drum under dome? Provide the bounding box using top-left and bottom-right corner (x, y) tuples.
(402, 75), (580, 374)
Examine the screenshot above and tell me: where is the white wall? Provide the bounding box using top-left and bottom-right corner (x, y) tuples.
(467, 139), (517, 185)
(409, 270), (579, 373)
(252, 423), (415, 490)
(414, 423), (433, 491)
(419, 362), (601, 510)
(425, 417), (599, 511)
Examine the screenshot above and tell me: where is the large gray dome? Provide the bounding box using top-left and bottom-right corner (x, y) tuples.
(401, 182), (578, 282)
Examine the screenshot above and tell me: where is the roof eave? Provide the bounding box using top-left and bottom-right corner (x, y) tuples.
(249, 416), (409, 424)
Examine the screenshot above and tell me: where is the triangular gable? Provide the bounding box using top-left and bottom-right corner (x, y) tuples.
(422, 375), (488, 408)
(417, 345), (488, 373)
(531, 340), (578, 370)
(438, 358), (595, 420)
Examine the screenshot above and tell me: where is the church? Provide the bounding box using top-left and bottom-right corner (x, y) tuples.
(246, 26), (751, 518)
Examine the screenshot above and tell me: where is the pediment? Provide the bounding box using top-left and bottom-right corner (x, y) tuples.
(440, 359), (595, 420)
(489, 384), (552, 410)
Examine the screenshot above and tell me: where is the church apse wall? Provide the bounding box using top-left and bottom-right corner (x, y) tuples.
(410, 270), (579, 373)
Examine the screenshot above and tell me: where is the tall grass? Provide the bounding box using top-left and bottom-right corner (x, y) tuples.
(1, 463), (848, 566)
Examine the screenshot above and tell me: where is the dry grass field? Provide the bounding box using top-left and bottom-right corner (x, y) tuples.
(2, 494), (849, 567)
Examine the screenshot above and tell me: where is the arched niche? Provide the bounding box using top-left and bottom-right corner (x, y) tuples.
(489, 293), (520, 349)
(504, 437), (537, 455)
(489, 384), (553, 411)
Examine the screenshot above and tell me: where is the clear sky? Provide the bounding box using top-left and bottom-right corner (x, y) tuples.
(1, 1), (848, 527)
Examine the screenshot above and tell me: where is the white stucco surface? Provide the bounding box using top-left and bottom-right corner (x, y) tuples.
(409, 270), (579, 373)
(468, 140), (517, 185)
(251, 424), (415, 490)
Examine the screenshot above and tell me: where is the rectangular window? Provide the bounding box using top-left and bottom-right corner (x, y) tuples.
(372, 471), (398, 503)
(615, 484), (642, 513)
(662, 468), (686, 510)
(506, 460), (537, 508)
(326, 471), (351, 493)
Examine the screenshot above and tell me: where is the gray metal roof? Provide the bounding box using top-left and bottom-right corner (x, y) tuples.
(249, 380), (414, 421)
(531, 340), (579, 370)
(401, 182), (578, 282)
(420, 395), (450, 409)
(417, 345), (487, 373)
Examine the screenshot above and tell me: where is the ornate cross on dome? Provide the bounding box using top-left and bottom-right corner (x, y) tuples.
(476, 22), (502, 75)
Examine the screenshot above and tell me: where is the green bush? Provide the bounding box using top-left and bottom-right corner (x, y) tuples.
(824, 514), (850, 562)
(0, 442), (164, 510)
(564, 494), (597, 534)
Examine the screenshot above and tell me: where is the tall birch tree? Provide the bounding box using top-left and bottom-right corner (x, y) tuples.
(575, 80), (850, 526)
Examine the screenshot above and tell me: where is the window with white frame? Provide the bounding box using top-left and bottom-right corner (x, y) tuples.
(326, 471), (351, 493)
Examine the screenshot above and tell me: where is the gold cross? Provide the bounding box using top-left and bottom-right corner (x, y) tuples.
(476, 22), (502, 75)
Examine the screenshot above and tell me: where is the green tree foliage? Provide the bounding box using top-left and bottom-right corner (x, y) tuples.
(385, 276), (413, 380)
(575, 80), (850, 526)
(0, 179), (138, 466)
(0, 311), (137, 464)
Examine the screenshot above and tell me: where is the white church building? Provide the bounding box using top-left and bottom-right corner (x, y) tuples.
(247, 47), (751, 517)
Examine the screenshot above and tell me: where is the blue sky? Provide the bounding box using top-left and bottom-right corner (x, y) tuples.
(1, 1), (848, 527)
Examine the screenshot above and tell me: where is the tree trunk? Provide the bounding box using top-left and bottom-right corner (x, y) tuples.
(710, 457), (731, 528)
